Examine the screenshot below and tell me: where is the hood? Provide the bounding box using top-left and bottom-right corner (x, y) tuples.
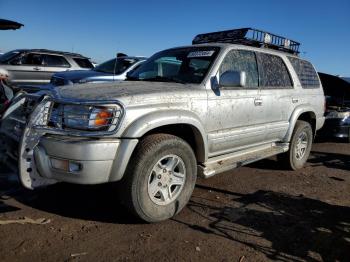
(54, 69), (110, 83)
(55, 81), (194, 103)
(319, 72), (350, 108)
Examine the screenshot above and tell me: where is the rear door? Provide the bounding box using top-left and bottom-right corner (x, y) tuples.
(42, 54), (72, 82)
(256, 52), (296, 141)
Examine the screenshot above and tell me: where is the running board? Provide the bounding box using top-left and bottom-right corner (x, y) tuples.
(198, 143), (289, 178)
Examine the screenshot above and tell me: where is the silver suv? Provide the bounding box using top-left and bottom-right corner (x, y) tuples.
(0, 49), (94, 86)
(0, 28), (325, 222)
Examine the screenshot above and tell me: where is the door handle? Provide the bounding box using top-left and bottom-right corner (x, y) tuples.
(292, 98), (299, 103)
(254, 98), (263, 106)
(33, 67), (40, 71)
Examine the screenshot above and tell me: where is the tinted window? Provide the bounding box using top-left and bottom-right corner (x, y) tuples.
(257, 53), (292, 88)
(21, 53), (44, 66)
(44, 55), (70, 67)
(73, 58), (94, 69)
(0, 51), (20, 63)
(219, 50), (259, 88)
(288, 57), (320, 88)
(94, 58), (138, 74)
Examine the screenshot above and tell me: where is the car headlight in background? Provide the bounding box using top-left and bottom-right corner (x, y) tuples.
(326, 110), (350, 124)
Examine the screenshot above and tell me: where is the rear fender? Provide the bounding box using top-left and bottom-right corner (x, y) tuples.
(284, 105), (316, 142)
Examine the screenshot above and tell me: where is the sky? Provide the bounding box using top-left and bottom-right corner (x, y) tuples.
(0, 0), (349, 76)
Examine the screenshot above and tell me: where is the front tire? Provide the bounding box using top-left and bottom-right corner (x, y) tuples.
(120, 134), (197, 222)
(279, 120), (313, 170)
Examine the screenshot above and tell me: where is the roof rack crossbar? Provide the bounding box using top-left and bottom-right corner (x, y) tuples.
(192, 28), (300, 55)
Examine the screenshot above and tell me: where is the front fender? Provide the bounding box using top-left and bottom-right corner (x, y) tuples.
(122, 109), (208, 160)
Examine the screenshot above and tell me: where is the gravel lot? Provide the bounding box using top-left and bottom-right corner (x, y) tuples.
(0, 141), (349, 262)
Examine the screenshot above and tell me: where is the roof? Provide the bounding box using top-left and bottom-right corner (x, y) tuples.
(165, 43), (300, 58)
(12, 49), (89, 58)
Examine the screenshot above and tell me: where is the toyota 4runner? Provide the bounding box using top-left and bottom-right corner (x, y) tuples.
(0, 28), (325, 222)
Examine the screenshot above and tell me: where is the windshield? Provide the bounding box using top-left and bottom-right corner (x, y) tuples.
(94, 57), (138, 74)
(0, 50), (20, 63)
(128, 46), (220, 84)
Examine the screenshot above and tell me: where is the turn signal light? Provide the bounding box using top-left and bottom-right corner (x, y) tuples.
(94, 110), (113, 127)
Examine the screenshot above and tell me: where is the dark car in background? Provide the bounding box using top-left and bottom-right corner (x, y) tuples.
(50, 55), (146, 86)
(318, 72), (350, 142)
(0, 49), (93, 86)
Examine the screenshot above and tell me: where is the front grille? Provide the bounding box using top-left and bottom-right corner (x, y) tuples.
(0, 95), (40, 141)
(0, 94), (41, 169)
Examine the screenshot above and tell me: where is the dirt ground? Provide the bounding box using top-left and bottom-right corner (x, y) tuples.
(0, 141), (349, 262)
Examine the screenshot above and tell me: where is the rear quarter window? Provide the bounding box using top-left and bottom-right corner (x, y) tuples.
(288, 57), (320, 88)
(256, 53), (293, 88)
(73, 58), (94, 69)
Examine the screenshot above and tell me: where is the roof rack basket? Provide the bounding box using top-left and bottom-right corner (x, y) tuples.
(192, 28), (300, 55)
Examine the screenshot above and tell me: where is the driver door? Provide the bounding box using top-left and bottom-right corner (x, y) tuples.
(206, 49), (267, 157)
(8, 52), (46, 85)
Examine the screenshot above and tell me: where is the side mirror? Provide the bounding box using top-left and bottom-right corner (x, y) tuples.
(219, 70), (246, 88)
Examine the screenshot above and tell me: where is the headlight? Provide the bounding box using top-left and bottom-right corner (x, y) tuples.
(62, 105), (119, 131)
(326, 111), (350, 119)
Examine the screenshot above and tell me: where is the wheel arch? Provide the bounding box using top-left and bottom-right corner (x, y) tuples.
(285, 105), (317, 142)
(122, 110), (208, 163)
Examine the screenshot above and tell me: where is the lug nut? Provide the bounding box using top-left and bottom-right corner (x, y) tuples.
(163, 169), (167, 173)
(158, 182), (162, 187)
(157, 175), (162, 179)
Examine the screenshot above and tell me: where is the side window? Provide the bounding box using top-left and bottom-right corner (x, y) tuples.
(257, 53), (293, 88)
(219, 50), (259, 88)
(288, 57), (320, 88)
(44, 55), (70, 67)
(21, 53), (44, 66)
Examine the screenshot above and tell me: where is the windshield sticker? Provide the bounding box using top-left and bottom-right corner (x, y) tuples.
(187, 50), (215, 58)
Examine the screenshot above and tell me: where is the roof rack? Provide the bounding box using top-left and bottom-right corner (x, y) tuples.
(192, 28), (300, 55)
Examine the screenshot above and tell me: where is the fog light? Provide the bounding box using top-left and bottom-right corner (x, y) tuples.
(50, 158), (82, 172)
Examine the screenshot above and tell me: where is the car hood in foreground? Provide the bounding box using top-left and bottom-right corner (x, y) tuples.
(54, 81), (198, 104)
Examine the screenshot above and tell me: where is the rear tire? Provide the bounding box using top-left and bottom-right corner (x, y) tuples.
(119, 134), (197, 223)
(278, 120), (313, 170)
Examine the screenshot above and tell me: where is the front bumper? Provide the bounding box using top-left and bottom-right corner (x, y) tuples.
(0, 93), (136, 189)
(318, 118), (350, 139)
(35, 136), (120, 184)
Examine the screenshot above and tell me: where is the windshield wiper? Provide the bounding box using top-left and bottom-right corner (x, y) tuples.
(143, 76), (185, 84)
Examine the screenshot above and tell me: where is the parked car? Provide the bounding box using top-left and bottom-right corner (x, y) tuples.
(0, 28), (325, 222)
(318, 72), (350, 142)
(0, 49), (94, 86)
(50, 55), (146, 86)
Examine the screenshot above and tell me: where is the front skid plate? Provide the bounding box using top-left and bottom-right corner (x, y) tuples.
(18, 98), (57, 189)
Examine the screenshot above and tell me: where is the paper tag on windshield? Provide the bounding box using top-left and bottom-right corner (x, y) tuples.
(187, 50), (215, 58)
